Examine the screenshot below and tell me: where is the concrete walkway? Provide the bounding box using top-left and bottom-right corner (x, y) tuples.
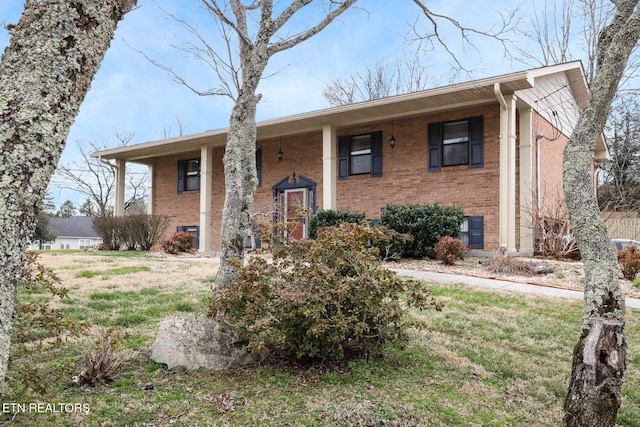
(391, 268), (640, 310)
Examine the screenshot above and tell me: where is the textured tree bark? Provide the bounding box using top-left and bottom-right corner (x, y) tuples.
(211, 0), (357, 289)
(562, 2), (640, 425)
(0, 0), (136, 397)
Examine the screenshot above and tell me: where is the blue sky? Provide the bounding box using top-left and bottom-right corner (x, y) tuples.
(1, 0), (532, 207)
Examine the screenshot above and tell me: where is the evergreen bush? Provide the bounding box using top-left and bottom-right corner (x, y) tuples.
(381, 203), (465, 259)
(308, 209), (365, 239)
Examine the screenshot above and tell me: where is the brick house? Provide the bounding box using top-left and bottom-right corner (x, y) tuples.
(94, 61), (607, 255)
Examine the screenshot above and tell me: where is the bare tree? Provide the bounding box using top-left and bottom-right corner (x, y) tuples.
(410, 0), (519, 78)
(598, 99), (640, 211)
(323, 1), (519, 107)
(323, 56), (437, 107)
(561, 1), (640, 425)
(0, 0), (136, 396)
(142, 1), (359, 288)
(53, 134), (148, 216)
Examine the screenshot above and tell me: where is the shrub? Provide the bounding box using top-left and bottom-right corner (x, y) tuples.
(11, 252), (87, 393)
(77, 329), (127, 386)
(308, 209), (365, 239)
(93, 216), (123, 250)
(162, 231), (196, 254)
(434, 236), (465, 265)
(381, 203), (465, 259)
(487, 254), (536, 276)
(209, 222), (441, 361)
(93, 214), (171, 251)
(618, 245), (640, 281)
(371, 225), (413, 261)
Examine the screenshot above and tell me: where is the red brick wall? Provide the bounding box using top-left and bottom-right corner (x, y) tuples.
(334, 104), (501, 250)
(151, 102), (570, 253)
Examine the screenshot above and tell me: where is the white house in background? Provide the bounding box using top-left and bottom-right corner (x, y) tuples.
(29, 216), (102, 250)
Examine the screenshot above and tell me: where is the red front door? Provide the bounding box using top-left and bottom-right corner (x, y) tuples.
(285, 189), (307, 239)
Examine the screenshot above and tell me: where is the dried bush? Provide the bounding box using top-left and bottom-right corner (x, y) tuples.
(93, 214), (171, 251)
(161, 231), (196, 254)
(209, 222), (441, 361)
(371, 225), (413, 261)
(530, 191), (580, 259)
(77, 329), (126, 386)
(488, 254), (536, 276)
(618, 245), (640, 280)
(434, 236), (465, 265)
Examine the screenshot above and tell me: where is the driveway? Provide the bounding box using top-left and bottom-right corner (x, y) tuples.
(391, 268), (640, 310)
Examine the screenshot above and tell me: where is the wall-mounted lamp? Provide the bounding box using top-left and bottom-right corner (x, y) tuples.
(277, 138), (283, 161)
(389, 119), (396, 149)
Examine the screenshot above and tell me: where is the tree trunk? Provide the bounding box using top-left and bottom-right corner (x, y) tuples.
(0, 0), (136, 397)
(562, 2), (640, 425)
(215, 89), (261, 288)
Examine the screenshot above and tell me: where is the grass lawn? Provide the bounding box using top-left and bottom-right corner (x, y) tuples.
(2, 251), (639, 426)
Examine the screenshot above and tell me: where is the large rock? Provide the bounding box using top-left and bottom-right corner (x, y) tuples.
(529, 261), (555, 275)
(150, 316), (263, 370)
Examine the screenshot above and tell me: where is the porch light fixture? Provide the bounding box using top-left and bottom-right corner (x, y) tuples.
(389, 119), (396, 149)
(277, 138), (283, 161)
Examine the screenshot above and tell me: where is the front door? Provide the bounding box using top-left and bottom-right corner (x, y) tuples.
(284, 189), (308, 239)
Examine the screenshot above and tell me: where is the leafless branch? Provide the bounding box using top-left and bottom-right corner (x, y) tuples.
(410, 0), (520, 75)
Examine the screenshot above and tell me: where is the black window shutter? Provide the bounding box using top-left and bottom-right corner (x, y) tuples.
(469, 116), (484, 168)
(371, 131), (383, 177)
(256, 148), (262, 187)
(468, 216), (484, 249)
(196, 161), (201, 191)
(177, 160), (185, 194)
(428, 122), (441, 171)
(338, 136), (349, 180)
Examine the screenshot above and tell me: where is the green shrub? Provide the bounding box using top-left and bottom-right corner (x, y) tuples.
(209, 222), (440, 361)
(381, 203), (465, 259)
(618, 245), (640, 281)
(434, 236), (465, 265)
(308, 209), (366, 239)
(161, 231), (195, 254)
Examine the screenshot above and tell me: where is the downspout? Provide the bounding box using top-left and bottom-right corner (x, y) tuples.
(494, 83), (508, 111)
(536, 134), (543, 213)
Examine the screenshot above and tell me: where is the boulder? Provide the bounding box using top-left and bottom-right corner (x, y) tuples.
(150, 316), (264, 370)
(530, 261), (555, 275)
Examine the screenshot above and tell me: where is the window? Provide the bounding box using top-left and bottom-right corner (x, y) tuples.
(460, 216), (484, 249)
(177, 158), (200, 193)
(428, 116), (484, 171)
(338, 131), (383, 179)
(79, 239), (91, 250)
(185, 159), (200, 190)
(443, 120), (470, 166)
(350, 135), (372, 174)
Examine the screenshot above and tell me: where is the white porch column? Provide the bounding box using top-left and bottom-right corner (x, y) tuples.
(495, 84), (517, 253)
(506, 94), (517, 254)
(147, 163), (154, 215)
(322, 125), (337, 210)
(199, 146), (213, 252)
(519, 108), (534, 255)
(114, 159), (126, 216)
